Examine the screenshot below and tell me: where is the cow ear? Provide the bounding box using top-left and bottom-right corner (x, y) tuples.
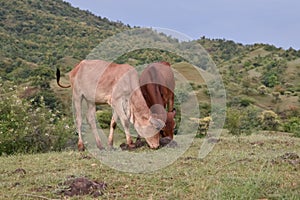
(150, 117), (165, 130)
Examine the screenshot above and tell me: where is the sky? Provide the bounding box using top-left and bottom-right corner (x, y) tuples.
(63, 0), (300, 50)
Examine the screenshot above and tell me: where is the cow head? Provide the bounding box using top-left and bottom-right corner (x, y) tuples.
(160, 108), (176, 139)
(133, 117), (164, 149)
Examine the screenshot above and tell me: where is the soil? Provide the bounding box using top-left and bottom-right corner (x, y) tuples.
(58, 176), (107, 198)
(160, 137), (178, 148)
(120, 137), (179, 150)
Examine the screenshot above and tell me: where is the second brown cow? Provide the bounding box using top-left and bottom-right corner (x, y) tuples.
(139, 62), (176, 140)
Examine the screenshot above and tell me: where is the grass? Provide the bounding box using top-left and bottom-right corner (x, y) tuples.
(173, 62), (206, 85)
(1, 131), (299, 199)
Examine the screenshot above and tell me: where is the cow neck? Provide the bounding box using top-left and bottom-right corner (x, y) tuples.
(130, 89), (151, 124)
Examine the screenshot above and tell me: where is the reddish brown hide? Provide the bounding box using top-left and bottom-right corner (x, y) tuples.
(139, 62), (176, 140)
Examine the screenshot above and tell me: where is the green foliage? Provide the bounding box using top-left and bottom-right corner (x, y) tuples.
(225, 106), (260, 135)
(30, 66), (55, 88)
(261, 60), (287, 88)
(199, 103), (211, 117)
(283, 117), (300, 137)
(239, 97), (255, 107)
(263, 72), (279, 88)
(0, 0), (299, 156)
(228, 96), (255, 107)
(175, 88), (190, 104)
(0, 0), (129, 83)
(96, 109), (112, 129)
(0, 82), (76, 155)
(198, 38), (246, 63)
(115, 49), (185, 66)
(264, 44), (280, 51)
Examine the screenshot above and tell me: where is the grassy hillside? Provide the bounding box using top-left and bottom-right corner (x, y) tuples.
(1, 1), (300, 199)
(0, 0), (128, 80)
(1, 132), (299, 199)
(0, 0), (299, 155)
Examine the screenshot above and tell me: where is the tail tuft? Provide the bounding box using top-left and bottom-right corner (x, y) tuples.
(56, 68), (71, 88)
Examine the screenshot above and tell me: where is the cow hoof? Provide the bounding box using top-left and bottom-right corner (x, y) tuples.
(78, 143), (85, 151)
(97, 146), (105, 151)
(120, 143), (128, 151)
(128, 143), (135, 147)
(120, 143), (136, 151)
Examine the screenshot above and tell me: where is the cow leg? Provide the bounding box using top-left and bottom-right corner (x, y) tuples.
(167, 93), (175, 112)
(120, 117), (134, 148)
(108, 111), (118, 148)
(73, 96), (85, 151)
(125, 121), (134, 148)
(86, 102), (104, 150)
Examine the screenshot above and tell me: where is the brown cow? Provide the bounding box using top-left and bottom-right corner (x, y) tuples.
(139, 62), (176, 140)
(56, 60), (164, 150)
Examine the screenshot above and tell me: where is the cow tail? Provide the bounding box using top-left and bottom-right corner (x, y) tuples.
(56, 68), (71, 88)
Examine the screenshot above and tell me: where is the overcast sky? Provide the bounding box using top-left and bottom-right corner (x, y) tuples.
(64, 0), (300, 50)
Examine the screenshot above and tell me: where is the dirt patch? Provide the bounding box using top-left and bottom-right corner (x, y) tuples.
(120, 137), (179, 150)
(160, 137), (179, 148)
(58, 177), (107, 198)
(13, 168), (26, 175)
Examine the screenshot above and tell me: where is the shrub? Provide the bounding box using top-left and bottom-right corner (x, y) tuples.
(240, 97), (255, 107)
(257, 85), (267, 95)
(225, 106), (260, 135)
(283, 117), (300, 137)
(258, 110), (280, 131)
(228, 96), (255, 107)
(225, 108), (242, 135)
(262, 72), (279, 88)
(175, 88), (190, 103)
(0, 83), (76, 155)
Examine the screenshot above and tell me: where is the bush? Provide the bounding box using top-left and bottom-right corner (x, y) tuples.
(225, 106), (260, 135)
(0, 83), (76, 155)
(257, 85), (267, 95)
(258, 110), (280, 131)
(228, 96), (255, 107)
(262, 72), (279, 88)
(283, 117), (300, 137)
(240, 97), (255, 107)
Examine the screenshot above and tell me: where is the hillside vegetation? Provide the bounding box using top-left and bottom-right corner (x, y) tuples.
(0, 0), (299, 156)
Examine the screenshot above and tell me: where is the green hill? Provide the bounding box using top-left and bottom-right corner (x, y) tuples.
(0, 0), (128, 80)
(0, 0), (299, 155)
